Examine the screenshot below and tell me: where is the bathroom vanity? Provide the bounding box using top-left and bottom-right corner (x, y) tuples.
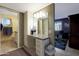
(27, 34), (49, 56)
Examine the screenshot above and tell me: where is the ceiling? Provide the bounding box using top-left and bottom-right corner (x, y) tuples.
(0, 3), (50, 13)
(55, 3), (79, 19)
(0, 8), (17, 16)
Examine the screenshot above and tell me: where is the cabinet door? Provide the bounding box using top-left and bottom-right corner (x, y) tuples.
(36, 39), (44, 56)
(27, 36), (36, 49)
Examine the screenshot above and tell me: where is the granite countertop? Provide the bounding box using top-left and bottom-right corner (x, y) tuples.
(27, 34), (48, 40)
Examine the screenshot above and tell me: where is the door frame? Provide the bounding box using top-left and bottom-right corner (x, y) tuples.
(0, 5), (21, 49)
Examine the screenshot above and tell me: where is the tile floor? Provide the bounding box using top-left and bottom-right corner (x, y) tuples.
(55, 44), (79, 56)
(0, 31), (18, 55)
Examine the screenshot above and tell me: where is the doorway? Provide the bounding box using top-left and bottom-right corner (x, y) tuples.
(0, 7), (19, 55)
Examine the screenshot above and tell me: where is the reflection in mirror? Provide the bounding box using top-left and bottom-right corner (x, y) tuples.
(33, 10), (48, 36)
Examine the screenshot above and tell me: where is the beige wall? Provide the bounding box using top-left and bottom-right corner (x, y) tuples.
(48, 4), (55, 45)
(27, 12), (33, 35)
(24, 12), (28, 47)
(18, 13), (24, 47)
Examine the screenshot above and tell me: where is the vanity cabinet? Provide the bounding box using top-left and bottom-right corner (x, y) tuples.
(36, 38), (49, 56)
(26, 35), (49, 56)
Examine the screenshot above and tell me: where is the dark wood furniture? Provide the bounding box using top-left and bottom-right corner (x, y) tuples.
(3, 27), (12, 35)
(69, 14), (79, 49)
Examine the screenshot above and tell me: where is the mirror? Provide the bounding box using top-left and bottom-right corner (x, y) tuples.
(33, 9), (48, 36)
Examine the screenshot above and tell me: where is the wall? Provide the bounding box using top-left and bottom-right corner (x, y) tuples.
(27, 12), (33, 35)
(55, 3), (79, 19)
